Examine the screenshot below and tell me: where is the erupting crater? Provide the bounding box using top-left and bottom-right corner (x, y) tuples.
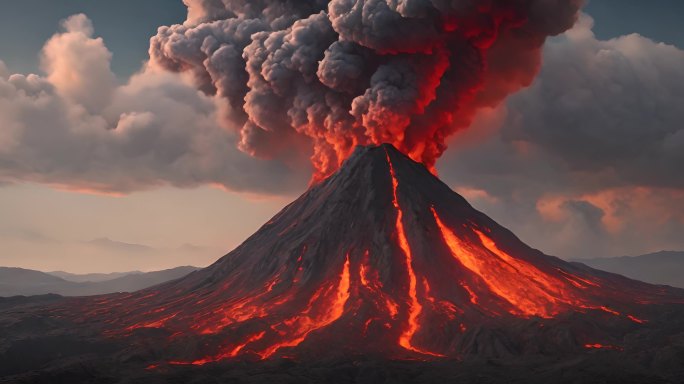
(50, 144), (683, 366)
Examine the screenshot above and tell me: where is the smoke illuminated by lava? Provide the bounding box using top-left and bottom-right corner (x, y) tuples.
(151, 0), (583, 180)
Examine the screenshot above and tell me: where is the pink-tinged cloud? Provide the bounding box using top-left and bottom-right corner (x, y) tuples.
(0, 14), (308, 195)
(439, 14), (684, 258)
(42, 14), (116, 113)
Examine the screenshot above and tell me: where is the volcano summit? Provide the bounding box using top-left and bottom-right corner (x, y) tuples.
(1, 145), (684, 382)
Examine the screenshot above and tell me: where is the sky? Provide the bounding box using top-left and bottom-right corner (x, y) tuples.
(0, 1), (682, 273)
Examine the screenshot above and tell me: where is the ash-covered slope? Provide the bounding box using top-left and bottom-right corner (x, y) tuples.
(41, 144), (680, 367)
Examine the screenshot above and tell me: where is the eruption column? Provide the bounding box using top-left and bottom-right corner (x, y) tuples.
(149, 0), (585, 180)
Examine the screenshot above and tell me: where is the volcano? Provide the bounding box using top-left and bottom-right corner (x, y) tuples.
(2, 144), (684, 382)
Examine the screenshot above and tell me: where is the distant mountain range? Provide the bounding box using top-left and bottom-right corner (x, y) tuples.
(575, 251), (684, 288)
(0, 266), (200, 297)
(49, 270), (145, 283)
(1, 251), (681, 297)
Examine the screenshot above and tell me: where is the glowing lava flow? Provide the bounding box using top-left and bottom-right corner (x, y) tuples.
(432, 207), (573, 318)
(386, 150), (443, 357)
(256, 254), (351, 359)
(359, 255), (399, 319)
(171, 332), (267, 366)
(472, 228), (586, 305)
(192, 274), (288, 335)
(584, 343), (623, 351)
(430, 208), (649, 323)
(460, 281), (479, 305)
(125, 312), (178, 332)
(163, 257), (351, 365)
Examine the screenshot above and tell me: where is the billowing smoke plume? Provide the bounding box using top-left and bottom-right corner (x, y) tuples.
(151, 0), (583, 180)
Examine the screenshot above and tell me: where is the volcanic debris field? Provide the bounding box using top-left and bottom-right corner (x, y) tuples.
(1, 145), (684, 383)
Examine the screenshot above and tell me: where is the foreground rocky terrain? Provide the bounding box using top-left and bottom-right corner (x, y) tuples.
(1, 296), (683, 384)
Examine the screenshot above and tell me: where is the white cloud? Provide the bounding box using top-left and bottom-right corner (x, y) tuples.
(0, 14), (308, 195)
(503, 15), (684, 189)
(41, 14), (116, 113)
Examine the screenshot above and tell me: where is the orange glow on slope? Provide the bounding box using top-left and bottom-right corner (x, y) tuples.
(386, 150), (442, 357)
(423, 278), (458, 320)
(171, 331), (267, 366)
(459, 281), (479, 305)
(472, 228), (587, 306)
(188, 263), (299, 335)
(584, 343), (623, 351)
(386, 298), (400, 319)
(194, 291), (275, 335)
(257, 255), (351, 359)
(597, 306), (620, 316)
(432, 210), (651, 323)
(360, 262), (371, 287)
(422, 278), (436, 304)
(359, 256), (400, 319)
(627, 315), (647, 324)
(125, 312), (178, 331)
(432, 208), (571, 318)
(556, 268), (600, 289)
(576, 304), (647, 324)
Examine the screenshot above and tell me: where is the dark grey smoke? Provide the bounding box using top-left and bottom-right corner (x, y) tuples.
(151, 0), (584, 180)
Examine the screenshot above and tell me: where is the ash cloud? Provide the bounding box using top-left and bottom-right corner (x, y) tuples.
(0, 14), (308, 194)
(440, 15), (684, 258)
(150, 0), (584, 180)
(503, 15), (684, 190)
